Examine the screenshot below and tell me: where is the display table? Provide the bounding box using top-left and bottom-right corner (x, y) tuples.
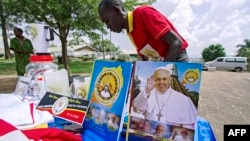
(1, 63), (216, 141)
(0, 94), (216, 141)
(49, 116), (216, 141)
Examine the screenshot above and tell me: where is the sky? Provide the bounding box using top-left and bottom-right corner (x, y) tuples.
(108, 0), (250, 57)
(1, 0), (250, 57)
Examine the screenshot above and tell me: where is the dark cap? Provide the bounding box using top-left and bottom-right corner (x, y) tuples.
(14, 27), (23, 33)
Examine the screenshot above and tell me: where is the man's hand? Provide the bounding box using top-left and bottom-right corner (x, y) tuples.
(158, 57), (165, 61)
(145, 75), (154, 95)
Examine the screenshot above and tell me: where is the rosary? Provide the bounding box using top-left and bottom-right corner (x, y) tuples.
(155, 89), (172, 121)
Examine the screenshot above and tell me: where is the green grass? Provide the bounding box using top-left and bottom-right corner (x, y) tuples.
(58, 61), (94, 74)
(0, 58), (17, 75)
(0, 57), (94, 75)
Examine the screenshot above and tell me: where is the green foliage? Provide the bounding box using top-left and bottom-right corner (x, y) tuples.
(1, 0), (23, 25)
(81, 55), (94, 61)
(91, 39), (119, 52)
(202, 44), (226, 62)
(117, 54), (130, 62)
(8, 0), (105, 71)
(123, 0), (156, 10)
(2, 0), (156, 71)
(236, 39), (250, 58)
(0, 0), (21, 60)
(68, 32), (87, 46)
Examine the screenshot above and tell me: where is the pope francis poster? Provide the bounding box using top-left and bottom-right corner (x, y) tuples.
(127, 61), (202, 141)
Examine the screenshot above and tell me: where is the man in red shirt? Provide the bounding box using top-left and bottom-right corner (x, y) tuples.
(98, 0), (189, 62)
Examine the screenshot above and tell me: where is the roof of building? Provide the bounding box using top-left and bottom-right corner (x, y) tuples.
(49, 45), (98, 53)
(121, 49), (137, 55)
(71, 45), (98, 52)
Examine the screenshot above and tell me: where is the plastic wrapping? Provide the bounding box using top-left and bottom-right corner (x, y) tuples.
(25, 55), (58, 100)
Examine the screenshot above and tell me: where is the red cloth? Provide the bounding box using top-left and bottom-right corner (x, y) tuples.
(0, 119), (29, 141)
(0, 119), (17, 135)
(22, 128), (82, 141)
(0, 119), (82, 141)
(30, 103), (35, 123)
(129, 5), (188, 58)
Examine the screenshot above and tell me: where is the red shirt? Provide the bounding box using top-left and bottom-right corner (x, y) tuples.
(127, 5), (188, 60)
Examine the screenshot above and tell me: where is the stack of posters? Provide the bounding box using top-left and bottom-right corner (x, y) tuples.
(37, 92), (90, 126)
(83, 60), (133, 141)
(126, 61), (202, 141)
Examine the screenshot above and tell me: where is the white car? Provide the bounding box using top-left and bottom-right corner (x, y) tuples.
(203, 57), (248, 72)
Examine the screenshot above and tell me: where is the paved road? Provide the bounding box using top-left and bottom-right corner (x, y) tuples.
(1, 71), (250, 141)
(198, 71), (250, 141)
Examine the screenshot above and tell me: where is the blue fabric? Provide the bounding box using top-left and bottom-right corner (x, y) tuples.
(82, 130), (106, 141)
(48, 117), (72, 129)
(194, 116), (217, 141)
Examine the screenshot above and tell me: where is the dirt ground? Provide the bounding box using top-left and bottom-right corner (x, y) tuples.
(0, 75), (18, 93)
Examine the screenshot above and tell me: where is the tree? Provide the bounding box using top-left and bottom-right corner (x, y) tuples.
(236, 39), (250, 57)
(91, 39), (118, 52)
(67, 31), (87, 46)
(117, 53), (130, 62)
(202, 44), (226, 62)
(10, 0), (155, 74)
(123, 0), (156, 10)
(13, 0), (104, 73)
(90, 39), (119, 60)
(0, 0), (18, 60)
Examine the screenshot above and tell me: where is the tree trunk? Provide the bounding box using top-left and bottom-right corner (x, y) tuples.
(2, 26), (12, 59)
(61, 38), (70, 76)
(0, 1), (11, 59)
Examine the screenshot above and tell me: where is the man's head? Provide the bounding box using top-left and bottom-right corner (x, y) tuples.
(142, 121), (151, 132)
(155, 124), (166, 137)
(98, 0), (127, 33)
(153, 68), (171, 93)
(111, 116), (116, 123)
(104, 85), (109, 91)
(181, 129), (189, 138)
(14, 27), (23, 38)
(97, 109), (106, 123)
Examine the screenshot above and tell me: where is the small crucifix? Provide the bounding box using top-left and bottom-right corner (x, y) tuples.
(156, 112), (163, 121)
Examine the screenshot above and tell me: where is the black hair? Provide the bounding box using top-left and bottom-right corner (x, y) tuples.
(98, 0), (123, 12)
(14, 27), (23, 33)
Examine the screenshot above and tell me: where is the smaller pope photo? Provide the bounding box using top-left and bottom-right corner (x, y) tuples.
(131, 63), (197, 130)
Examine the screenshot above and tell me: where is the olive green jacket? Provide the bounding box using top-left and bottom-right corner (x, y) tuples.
(10, 37), (34, 75)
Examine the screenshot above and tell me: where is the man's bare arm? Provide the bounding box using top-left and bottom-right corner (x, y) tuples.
(161, 30), (183, 61)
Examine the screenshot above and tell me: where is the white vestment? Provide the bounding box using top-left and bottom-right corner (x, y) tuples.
(100, 90), (110, 98)
(133, 87), (197, 129)
(107, 120), (118, 130)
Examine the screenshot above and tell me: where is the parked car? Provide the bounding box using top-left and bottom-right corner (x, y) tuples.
(203, 57), (248, 72)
